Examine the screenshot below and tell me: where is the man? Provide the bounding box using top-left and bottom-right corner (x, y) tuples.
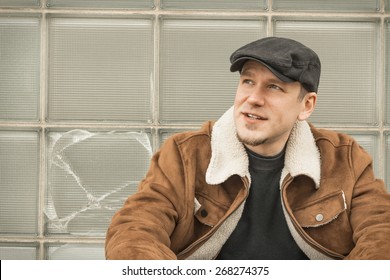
(105, 37), (390, 259)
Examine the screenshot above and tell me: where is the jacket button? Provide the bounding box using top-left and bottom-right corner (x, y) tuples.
(200, 209), (208, 217)
(315, 214), (324, 222)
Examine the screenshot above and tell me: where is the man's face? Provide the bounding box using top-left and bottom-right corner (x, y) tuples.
(233, 60), (314, 156)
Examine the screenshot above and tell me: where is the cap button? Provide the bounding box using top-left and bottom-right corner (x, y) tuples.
(315, 214), (324, 222)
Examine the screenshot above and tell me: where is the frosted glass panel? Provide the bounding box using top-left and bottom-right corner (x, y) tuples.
(47, 244), (104, 260)
(47, 0), (154, 9)
(0, 244), (38, 260)
(0, 131), (39, 235)
(0, 0), (39, 6)
(0, 17), (40, 121)
(275, 21), (378, 126)
(160, 18), (266, 123)
(385, 0), (390, 11)
(161, 0), (266, 10)
(386, 21), (390, 125)
(273, 0), (379, 12)
(48, 17), (153, 122)
(46, 130), (152, 236)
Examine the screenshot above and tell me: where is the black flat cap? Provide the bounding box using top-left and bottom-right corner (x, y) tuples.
(230, 37), (321, 93)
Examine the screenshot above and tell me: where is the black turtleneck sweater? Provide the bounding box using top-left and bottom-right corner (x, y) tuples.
(217, 148), (308, 260)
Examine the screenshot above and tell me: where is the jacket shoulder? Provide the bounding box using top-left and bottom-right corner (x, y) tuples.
(167, 121), (214, 146)
(308, 123), (374, 178)
(309, 124), (355, 147)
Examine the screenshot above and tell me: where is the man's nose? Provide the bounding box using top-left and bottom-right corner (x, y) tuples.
(246, 88), (265, 106)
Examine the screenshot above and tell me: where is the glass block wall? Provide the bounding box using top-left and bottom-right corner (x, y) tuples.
(0, 0), (388, 260)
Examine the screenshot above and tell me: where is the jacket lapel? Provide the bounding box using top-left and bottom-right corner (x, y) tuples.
(282, 120), (321, 189)
(206, 106), (250, 185)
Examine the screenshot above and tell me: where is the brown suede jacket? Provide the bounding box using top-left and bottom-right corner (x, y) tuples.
(105, 107), (390, 260)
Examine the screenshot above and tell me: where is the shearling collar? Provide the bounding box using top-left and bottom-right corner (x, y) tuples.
(206, 106), (321, 188)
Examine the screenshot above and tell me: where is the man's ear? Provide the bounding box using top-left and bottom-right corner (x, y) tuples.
(298, 92), (317, 121)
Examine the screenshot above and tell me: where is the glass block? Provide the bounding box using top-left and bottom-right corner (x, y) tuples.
(0, 0), (39, 7)
(342, 132), (380, 178)
(161, 0), (267, 10)
(160, 18), (266, 124)
(0, 243), (38, 260)
(0, 131), (39, 235)
(272, 0), (380, 12)
(46, 129), (152, 236)
(46, 243), (104, 260)
(0, 17), (40, 121)
(48, 17), (153, 123)
(47, 0), (154, 9)
(386, 20), (390, 125)
(274, 20), (378, 126)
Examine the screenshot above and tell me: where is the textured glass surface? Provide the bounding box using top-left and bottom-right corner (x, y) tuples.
(47, 244), (104, 260)
(273, 0), (379, 11)
(343, 132), (379, 178)
(275, 20), (378, 126)
(160, 18), (266, 124)
(46, 130), (152, 236)
(0, 244), (38, 260)
(386, 21), (390, 125)
(161, 0), (267, 10)
(0, 0), (39, 7)
(47, 0), (154, 9)
(48, 17), (153, 122)
(385, 0), (390, 11)
(0, 131), (39, 235)
(0, 17), (40, 121)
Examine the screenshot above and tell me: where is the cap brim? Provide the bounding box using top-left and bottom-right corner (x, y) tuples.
(230, 57), (294, 83)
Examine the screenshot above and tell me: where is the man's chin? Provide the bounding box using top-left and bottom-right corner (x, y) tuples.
(236, 133), (267, 147)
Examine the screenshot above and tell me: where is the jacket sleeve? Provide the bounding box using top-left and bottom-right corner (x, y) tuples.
(345, 141), (390, 259)
(105, 136), (188, 260)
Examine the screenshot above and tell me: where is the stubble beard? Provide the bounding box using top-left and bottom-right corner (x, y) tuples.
(237, 133), (268, 147)
(236, 124), (268, 147)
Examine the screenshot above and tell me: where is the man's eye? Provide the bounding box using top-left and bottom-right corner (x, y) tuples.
(243, 79), (254, 85)
(269, 84), (283, 91)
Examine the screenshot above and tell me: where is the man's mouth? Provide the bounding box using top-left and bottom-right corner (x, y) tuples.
(245, 113), (267, 120)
